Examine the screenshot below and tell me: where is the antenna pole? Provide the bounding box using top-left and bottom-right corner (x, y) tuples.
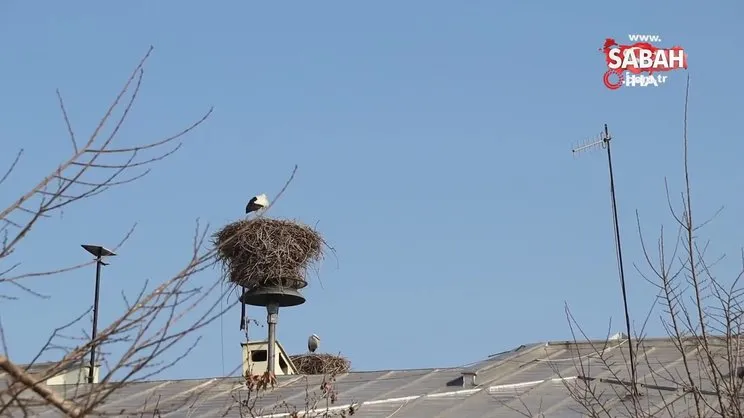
(240, 287), (247, 331)
(602, 124), (637, 396)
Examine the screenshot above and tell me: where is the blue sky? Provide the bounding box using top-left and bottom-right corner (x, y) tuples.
(1, 1), (743, 380)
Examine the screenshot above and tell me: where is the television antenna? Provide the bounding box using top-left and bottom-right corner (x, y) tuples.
(572, 124), (637, 397)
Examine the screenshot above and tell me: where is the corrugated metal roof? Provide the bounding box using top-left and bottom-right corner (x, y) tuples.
(0, 338), (736, 417)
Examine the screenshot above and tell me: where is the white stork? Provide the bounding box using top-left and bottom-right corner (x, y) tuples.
(245, 193), (270, 215)
(308, 334), (320, 353)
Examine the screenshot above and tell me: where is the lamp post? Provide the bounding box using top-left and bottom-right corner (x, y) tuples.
(81, 244), (116, 384)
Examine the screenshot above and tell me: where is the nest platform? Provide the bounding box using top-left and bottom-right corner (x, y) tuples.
(214, 218), (324, 289)
(290, 353), (351, 375)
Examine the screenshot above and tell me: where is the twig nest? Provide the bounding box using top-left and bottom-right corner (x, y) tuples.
(290, 353), (351, 375)
(214, 218), (324, 289)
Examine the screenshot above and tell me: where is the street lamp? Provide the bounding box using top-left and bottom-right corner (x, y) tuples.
(81, 244), (116, 384)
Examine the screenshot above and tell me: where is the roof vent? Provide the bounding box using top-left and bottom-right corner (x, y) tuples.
(609, 332), (628, 341)
(462, 370), (477, 387)
(242, 340), (297, 377)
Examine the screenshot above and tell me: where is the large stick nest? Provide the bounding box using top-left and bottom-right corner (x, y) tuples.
(214, 218), (324, 289)
(290, 353), (351, 375)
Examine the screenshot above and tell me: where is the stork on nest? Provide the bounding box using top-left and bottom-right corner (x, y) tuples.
(308, 334), (320, 353)
(214, 193), (327, 331)
(245, 193), (269, 215)
(289, 353), (351, 375)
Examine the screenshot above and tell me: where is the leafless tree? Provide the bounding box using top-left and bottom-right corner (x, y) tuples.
(212, 371), (358, 418)
(0, 46), (279, 417)
(551, 76), (744, 417)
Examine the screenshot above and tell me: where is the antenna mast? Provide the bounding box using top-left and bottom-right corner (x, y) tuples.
(573, 124), (637, 396)
(239, 286), (252, 342)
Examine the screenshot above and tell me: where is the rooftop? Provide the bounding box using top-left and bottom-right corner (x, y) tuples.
(0, 337), (734, 417)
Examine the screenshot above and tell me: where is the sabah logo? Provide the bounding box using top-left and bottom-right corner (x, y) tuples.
(600, 35), (688, 90)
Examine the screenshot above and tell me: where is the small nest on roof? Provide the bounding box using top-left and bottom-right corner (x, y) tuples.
(214, 218), (324, 289)
(290, 353), (351, 375)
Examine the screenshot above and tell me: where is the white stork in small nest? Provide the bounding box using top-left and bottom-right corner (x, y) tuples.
(308, 334), (320, 353)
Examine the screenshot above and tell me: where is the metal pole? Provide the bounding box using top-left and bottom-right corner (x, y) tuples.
(266, 303), (279, 375)
(88, 257), (102, 384)
(604, 125), (637, 395)
(240, 287), (247, 331)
